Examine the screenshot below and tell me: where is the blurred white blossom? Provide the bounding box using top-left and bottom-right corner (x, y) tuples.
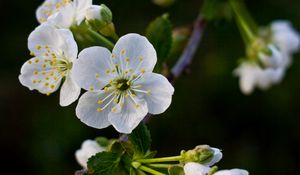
(36, 0), (92, 28)
(19, 24), (80, 106)
(75, 140), (105, 168)
(235, 20), (300, 94)
(72, 33), (174, 133)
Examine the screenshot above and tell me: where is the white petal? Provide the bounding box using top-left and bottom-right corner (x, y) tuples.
(85, 5), (103, 21)
(36, 0), (60, 23)
(256, 67), (284, 89)
(56, 28), (78, 61)
(214, 169), (249, 175)
(19, 56), (62, 94)
(59, 75), (81, 107)
(28, 24), (64, 56)
(184, 163), (210, 175)
(76, 91), (112, 129)
(271, 20), (300, 53)
(134, 73), (174, 114)
(73, 46), (116, 91)
(205, 148), (222, 166)
(47, 4), (76, 28)
(108, 97), (148, 134)
(74, 0), (93, 25)
(75, 139), (105, 168)
(112, 33), (157, 74)
(234, 63), (259, 95)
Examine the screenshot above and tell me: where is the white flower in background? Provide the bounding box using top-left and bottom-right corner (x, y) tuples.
(271, 20), (300, 67)
(234, 20), (300, 95)
(19, 24), (80, 106)
(184, 162), (248, 175)
(75, 139), (105, 168)
(36, 0), (92, 28)
(234, 61), (284, 95)
(72, 33), (174, 133)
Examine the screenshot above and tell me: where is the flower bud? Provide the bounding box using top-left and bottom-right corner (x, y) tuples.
(180, 145), (215, 164)
(85, 4), (115, 36)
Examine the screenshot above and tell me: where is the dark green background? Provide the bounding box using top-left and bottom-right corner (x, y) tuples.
(1, 0), (300, 174)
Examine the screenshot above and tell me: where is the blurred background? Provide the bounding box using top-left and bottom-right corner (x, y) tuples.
(1, 0), (300, 174)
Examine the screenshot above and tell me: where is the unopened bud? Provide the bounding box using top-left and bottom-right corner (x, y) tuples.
(85, 4), (115, 37)
(180, 145), (214, 164)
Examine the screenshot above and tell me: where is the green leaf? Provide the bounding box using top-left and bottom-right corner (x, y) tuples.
(168, 165), (184, 175)
(146, 14), (173, 67)
(201, 0), (233, 21)
(87, 152), (121, 175)
(128, 122), (151, 157)
(144, 151), (157, 159)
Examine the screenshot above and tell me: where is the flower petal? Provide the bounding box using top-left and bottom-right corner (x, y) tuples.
(19, 56), (62, 94)
(134, 73), (174, 114)
(112, 33), (157, 74)
(28, 24), (64, 56)
(56, 28), (78, 61)
(234, 62), (259, 95)
(47, 4), (76, 28)
(36, 0), (61, 23)
(213, 169), (249, 175)
(59, 75), (81, 106)
(108, 97), (148, 134)
(76, 91), (112, 129)
(75, 139), (105, 168)
(205, 148), (222, 166)
(272, 20), (300, 54)
(74, 0), (93, 25)
(72, 46), (116, 91)
(184, 162), (210, 175)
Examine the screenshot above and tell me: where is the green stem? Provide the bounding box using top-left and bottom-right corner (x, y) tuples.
(139, 165), (166, 175)
(87, 28), (114, 50)
(147, 163), (176, 169)
(229, 0), (256, 44)
(111, 32), (120, 42)
(137, 169), (147, 175)
(137, 156), (182, 163)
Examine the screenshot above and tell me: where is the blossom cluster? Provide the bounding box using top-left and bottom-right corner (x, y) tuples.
(234, 21), (300, 94)
(75, 139), (249, 175)
(19, 0), (174, 134)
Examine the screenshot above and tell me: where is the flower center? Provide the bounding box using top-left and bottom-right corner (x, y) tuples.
(115, 79), (130, 91)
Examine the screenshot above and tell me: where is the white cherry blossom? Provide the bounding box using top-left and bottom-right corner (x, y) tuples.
(235, 20), (300, 95)
(19, 24), (80, 106)
(184, 162), (248, 175)
(36, 0), (92, 28)
(75, 139), (105, 168)
(234, 61), (284, 95)
(72, 33), (174, 133)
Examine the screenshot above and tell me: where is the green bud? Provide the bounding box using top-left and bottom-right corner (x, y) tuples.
(95, 137), (109, 147)
(180, 145), (214, 164)
(85, 4), (115, 37)
(208, 166), (218, 175)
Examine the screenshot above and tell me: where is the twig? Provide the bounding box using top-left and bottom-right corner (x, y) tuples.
(169, 14), (206, 82)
